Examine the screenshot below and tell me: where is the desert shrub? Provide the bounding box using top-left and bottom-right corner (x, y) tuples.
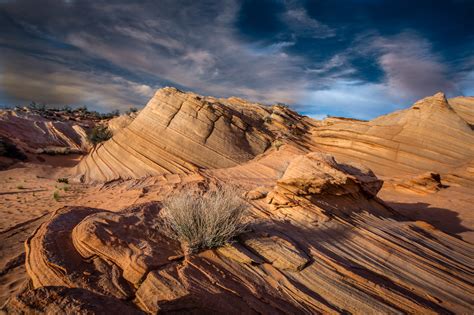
(161, 186), (248, 253)
(53, 191), (60, 201)
(272, 139), (284, 150)
(57, 177), (69, 184)
(16, 185), (25, 190)
(276, 102), (289, 109)
(126, 107), (138, 114)
(88, 125), (112, 145)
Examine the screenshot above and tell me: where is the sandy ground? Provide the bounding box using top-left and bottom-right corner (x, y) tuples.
(0, 157), (473, 306)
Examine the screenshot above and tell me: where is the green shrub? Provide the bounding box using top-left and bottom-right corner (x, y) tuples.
(88, 125), (112, 145)
(161, 186), (248, 253)
(53, 191), (60, 201)
(127, 107), (138, 114)
(273, 139), (284, 150)
(57, 177), (69, 184)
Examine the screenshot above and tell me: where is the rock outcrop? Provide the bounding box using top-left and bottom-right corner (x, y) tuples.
(312, 93), (474, 177)
(449, 96), (474, 127)
(107, 112), (138, 134)
(73, 87), (310, 183)
(0, 110), (91, 155)
(7, 150), (473, 314)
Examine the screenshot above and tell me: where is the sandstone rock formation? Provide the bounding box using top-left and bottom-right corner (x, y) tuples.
(2, 89), (473, 314)
(107, 111), (138, 134)
(0, 109), (91, 155)
(73, 87), (310, 183)
(311, 93), (474, 177)
(6, 150), (472, 314)
(392, 172), (448, 194)
(449, 96), (474, 127)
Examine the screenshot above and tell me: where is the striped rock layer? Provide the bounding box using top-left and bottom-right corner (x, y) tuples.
(12, 151), (473, 314)
(0, 110), (90, 154)
(73, 87), (309, 183)
(311, 93), (474, 179)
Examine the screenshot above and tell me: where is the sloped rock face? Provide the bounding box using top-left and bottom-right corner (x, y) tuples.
(73, 87), (310, 183)
(8, 150), (473, 314)
(312, 93), (474, 176)
(107, 112), (138, 134)
(0, 110), (90, 155)
(449, 96), (474, 127)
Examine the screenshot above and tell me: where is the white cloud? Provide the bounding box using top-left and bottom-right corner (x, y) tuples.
(359, 32), (458, 99)
(283, 7), (335, 39)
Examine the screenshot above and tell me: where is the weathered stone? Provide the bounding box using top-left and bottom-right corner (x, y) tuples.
(241, 232), (310, 271)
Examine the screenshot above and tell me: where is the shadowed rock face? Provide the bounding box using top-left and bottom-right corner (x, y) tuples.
(72, 87), (309, 183)
(9, 152), (473, 314)
(0, 110), (90, 155)
(312, 93), (474, 177)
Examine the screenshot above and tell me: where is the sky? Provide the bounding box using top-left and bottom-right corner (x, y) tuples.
(0, 0), (473, 119)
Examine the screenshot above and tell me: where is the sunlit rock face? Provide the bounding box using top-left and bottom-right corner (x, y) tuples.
(73, 87), (311, 183)
(312, 93), (474, 177)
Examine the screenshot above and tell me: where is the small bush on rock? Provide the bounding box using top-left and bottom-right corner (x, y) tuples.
(53, 191), (60, 201)
(88, 125), (112, 145)
(161, 186), (248, 253)
(57, 177), (69, 184)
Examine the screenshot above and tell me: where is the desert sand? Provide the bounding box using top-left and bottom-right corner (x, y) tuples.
(0, 88), (473, 313)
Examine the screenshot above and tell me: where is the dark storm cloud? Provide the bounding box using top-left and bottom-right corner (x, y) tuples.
(0, 0), (473, 118)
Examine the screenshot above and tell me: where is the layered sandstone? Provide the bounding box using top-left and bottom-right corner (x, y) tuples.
(107, 111), (138, 134)
(449, 96), (474, 126)
(311, 93), (474, 177)
(2, 90), (473, 314)
(73, 87), (309, 183)
(8, 150), (473, 314)
(0, 109), (90, 155)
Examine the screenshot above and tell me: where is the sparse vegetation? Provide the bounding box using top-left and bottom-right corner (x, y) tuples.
(16, 185), (25, 190)
(19, 102), (121, 121)
(57, 177), (69, 184)
(88, 125), (113, 145)
(53, 191), (60, 201)
(276, 102), (289, 109)
(273, 139), (284, 150)
(126, 107), (138, 114)
(161, 186), (249, 253)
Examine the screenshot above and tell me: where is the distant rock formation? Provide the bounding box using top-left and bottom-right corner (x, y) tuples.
(312, 93), (474, 178)
(107, 111), (139, 134)
(0, 110), (91, 156)
(73, 87), (310, 183)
